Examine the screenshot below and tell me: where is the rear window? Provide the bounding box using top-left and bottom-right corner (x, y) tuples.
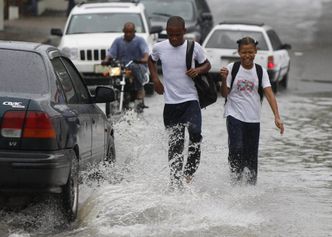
(67, 13), (146, 34)
(0, 49), (48, 94)
(205, 29), (268, 50)
(141, 0), (195, 21)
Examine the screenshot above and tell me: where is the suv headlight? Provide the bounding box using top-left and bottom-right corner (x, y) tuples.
(61, 47), (79, 60)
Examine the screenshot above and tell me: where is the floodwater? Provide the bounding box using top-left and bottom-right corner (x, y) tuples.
(1, 91), (331, 237)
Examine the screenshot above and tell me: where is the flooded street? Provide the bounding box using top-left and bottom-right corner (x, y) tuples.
(1, 0), (332, 236)
(1, 92), (331, 237)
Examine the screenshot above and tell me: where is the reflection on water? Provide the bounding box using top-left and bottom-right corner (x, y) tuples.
(1, 93), (332, 237)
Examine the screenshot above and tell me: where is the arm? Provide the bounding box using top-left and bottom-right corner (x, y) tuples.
(264, 87), (284, 134)
(101, 55), (113, 65)
(186, 59), (211, 78)
(135, 52), (149, 64)
(148, 55), (164, 95)
(219, 67), (229, 97)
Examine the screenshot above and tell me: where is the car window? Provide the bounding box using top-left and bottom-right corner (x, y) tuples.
(195, 0), (210, 13)
(51, 57), (78, 104)
(66, 13), (146, 34)
(140, 0), (195, 21)
(267, 30), (282, 50)
(205, 29), (268, 50)
(61, 57), (90, 103)
(0, 49), (48, 94)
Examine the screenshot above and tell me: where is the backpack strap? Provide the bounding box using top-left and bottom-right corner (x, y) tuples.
(186, 40), (195, 70)
(230, 61), (241, 90)
(255, 63), (264, 102)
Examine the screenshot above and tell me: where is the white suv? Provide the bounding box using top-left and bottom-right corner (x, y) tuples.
(51, 2), (161, 87)
(202, 22), (291, 92)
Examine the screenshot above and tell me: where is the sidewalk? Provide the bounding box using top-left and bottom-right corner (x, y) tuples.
(0, 10), (67, 45)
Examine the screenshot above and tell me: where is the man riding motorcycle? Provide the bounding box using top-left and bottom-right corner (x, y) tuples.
(102, 22), (149, 112)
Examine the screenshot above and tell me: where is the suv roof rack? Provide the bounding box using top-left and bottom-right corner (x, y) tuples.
(219, 21), (265, 27)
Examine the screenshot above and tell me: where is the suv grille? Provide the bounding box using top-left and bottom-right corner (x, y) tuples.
(80, 49), (106, 61)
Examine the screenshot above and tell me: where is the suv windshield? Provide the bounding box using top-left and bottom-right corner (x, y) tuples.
(0, 49), (48, 94)
(66, 13), (146, 34)
(205, 29), (268, 50)
(140, 0), (195, 21)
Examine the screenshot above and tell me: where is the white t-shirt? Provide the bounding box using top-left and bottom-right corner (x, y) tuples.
(224, 63), (271, 123)
(150, 40), (207, 104)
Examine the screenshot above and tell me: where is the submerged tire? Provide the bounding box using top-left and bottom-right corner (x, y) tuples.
(271, 80), (278, 93)
(105, 136), (116, 164)
(62, 155), (79, 222)
(280, 73), (288, 88)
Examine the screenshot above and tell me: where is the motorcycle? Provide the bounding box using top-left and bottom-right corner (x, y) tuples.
(95, 60), (147, 116)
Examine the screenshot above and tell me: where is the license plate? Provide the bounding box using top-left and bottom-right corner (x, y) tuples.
(94, 65), (121, 76)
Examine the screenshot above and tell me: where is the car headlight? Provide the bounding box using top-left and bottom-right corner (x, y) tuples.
(184, 32), (201, 42)
(61, 47), (79, 60)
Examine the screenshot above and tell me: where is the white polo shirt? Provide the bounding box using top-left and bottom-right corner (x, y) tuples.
(150, 40), (207, 104)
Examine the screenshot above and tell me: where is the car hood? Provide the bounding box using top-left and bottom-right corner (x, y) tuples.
(150, 19), (196, 31)
(59, 33), (149, 49)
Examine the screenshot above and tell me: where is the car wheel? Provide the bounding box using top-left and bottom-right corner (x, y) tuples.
(280, 73), (288, 88)
(105, 136), (116, 163)
(271, 80), (278, 93)
(62, 154), (79, 222)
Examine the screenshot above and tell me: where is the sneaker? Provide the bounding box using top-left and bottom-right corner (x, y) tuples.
(168, 178), (184, 192)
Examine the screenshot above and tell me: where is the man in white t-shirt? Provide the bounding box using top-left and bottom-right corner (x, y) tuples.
(148, 16), (211, 188)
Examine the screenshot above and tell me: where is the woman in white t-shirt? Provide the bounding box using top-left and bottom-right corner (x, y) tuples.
(220, 36), (284, 185)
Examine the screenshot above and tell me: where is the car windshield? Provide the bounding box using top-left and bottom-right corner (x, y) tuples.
(0, 49), (48, 94)
(140, 0), (195, 21)
(66, 13), (146, 34)
(205, 29), (268, 50)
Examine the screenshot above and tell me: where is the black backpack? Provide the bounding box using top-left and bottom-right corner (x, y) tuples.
(186, 40), (217, 108)
(227, 61), (264, 103)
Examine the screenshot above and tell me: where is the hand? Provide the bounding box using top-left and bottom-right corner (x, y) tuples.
(101, 60), (109, 66)
(133, 59), (141, 64)
(275, 118), (284, 135)
(153, 80), (164, 95)
(220, 67), (228, 80)
(186, 68), (199, 78)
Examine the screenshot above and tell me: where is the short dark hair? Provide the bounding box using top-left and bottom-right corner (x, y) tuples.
(237, 36), (258, 49)
(166, 16), (185, 29)
(123, 22), (136, 31)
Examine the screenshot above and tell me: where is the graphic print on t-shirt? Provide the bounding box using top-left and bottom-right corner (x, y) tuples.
(236, 79), (255, 92)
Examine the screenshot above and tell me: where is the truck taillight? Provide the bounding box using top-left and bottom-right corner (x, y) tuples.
(1, 111), (56, 139)
(267, 56), (275, 70)
(1, 111), (25, 138)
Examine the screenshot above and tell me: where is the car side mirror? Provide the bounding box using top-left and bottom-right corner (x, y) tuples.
(281, 43), (291, 50)
(51, 28), (63, 37)
(201, 12), (213, 21)
(150, 25), (163, 34)
(93, 86), (116, 103)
